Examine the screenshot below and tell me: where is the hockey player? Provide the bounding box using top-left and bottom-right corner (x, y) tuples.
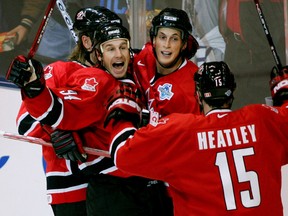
(15, 6), (123, 216)
(132, 8), (201, 213)
(7, 18), (171, 216)
(133, 7), (201, 117)
(105, 61), (288, 215)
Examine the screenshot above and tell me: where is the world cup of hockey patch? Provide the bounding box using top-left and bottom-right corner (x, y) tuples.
(81, 78), (98, 91)
(158, 83), (174, 100)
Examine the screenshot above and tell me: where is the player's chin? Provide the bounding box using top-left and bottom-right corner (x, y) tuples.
(110, 69), (127, 79)
(158, 58), (174, 67)
(158, 54), (174, 63)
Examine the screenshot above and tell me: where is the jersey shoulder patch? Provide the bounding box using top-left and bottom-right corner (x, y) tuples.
(81, 77), (99, 92)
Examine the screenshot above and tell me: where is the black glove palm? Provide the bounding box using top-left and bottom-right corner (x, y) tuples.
(6, 55), (45, 98)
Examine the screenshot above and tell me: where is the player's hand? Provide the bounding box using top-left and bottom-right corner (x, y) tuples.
(0, 32), (18, 52)
(104, 82), (144, 128)
(7, 25), (29, 45)
(50, 130), (87, 163)
(6, 55), (45, 98)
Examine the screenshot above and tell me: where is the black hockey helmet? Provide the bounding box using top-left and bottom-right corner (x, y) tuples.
(150, 8), (198, 59)
(194, 61), (236, 107)
(270, 66), (288, 106)
(73, 6), (122, 33)
(95, 23), (131, 51)
(72, 6), (123, 65)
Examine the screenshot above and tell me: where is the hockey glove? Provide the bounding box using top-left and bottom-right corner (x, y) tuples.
(104, 82), (144, 128)
(6, 55), (45, 98)
(270, 66), (288, 106)
(50, 129), (87, 163)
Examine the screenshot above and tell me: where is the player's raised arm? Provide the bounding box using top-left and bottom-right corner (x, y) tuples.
(6, 55), (45, 98)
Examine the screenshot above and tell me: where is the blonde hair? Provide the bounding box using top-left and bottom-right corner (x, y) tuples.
(68, 42), (87, 64)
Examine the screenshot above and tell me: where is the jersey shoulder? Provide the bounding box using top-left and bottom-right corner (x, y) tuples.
(134, 42), (155, 69)
(44, 61), (87, 87)
(64, 67), (119, 94)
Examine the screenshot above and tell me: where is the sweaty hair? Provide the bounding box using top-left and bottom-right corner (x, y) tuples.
(68, 43), (86, 64)
(68, 31), (99, 66)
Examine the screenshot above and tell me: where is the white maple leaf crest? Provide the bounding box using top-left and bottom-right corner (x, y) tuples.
(81, 78), (98, 92)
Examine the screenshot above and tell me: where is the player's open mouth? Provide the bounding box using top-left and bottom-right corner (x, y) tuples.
(161, 51), (172, 56)
(113, 62), (124, 69)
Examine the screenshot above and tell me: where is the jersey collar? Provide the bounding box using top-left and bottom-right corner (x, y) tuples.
(205, 108), (232, 116)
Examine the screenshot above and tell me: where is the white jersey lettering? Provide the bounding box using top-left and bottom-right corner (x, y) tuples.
(198, 124), (257, 150)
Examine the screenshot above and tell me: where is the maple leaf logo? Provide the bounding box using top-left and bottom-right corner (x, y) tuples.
(81, 78), (98, 92)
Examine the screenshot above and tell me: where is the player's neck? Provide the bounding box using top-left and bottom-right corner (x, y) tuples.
(203, 102), (231, 115)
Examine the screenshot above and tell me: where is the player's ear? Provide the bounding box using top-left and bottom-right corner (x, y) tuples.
(196, 91), (202, 105)
(181, 41), (187, 52)
(152, 37), (156, 47)
(96, 50), (102, 62)
(82, 35), (93, 51)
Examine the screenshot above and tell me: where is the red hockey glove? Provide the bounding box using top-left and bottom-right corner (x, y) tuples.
(6, 55), (45, 98)
(104, 82), (144, 128)
(270, 66), (288, 106)
(48, 129), (87, 163)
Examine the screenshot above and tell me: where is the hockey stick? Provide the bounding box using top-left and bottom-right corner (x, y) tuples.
(27, 0), (57, 59)
(56, 0), (78, 43)
(0, 130), (110, 158)
(253, 0), (283, 72)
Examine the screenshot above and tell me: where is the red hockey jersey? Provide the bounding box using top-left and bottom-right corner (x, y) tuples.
(133, 42), (201, 117)
(110, 104), (288, 215)
(17, 61), (89, 204)
(21, 65), (135, 178)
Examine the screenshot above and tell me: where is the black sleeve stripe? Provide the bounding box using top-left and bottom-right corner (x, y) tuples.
(39, 91), (63, 126)
(47, 172), (88, 190)
(80, 157), (116, 175)
(46, 160), (88, 189)
(47, 157), (118, 190)
(17, 113), (38, 135)
(110, 128), (136, 160)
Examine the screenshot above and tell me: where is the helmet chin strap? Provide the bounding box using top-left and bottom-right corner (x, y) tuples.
(84, 36), (98, 66)
(94, 48), (108, 72)
(85, 50), (96, 66)
(82, 30), (98, 64)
